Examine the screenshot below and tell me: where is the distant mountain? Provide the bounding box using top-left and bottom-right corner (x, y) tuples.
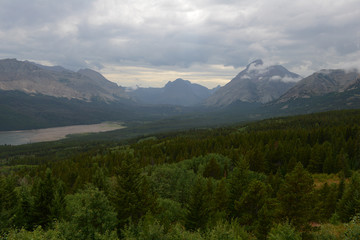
(205, 59), (301, 107)
(0, 58), (128, 102)
(276, 69), (360, 103)
(129, 78), (218, 106)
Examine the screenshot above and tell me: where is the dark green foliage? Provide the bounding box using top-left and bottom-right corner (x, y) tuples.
(62, 185), (117, 240)
(92, 166), (110, 194)
(337, 172), (360, 222)
(122, 214), (166, 240)
(14, 185), (33, 230)
(0, 175), (18, 233)
(109, 157), (157, 231)
(203, 158), (223, 179)
(228, 158), (252, 218)
(6, 225), (66, 240)
(155, 198), (186, 230)
(235, 180), (271, 227)
(185, 177), (210, 231)
(315, 183), (338, 222)
(277, 162), (315, 229)
(212, 178), (230, 214)
(31, 168), (64, 228)
(267, 222), (301, 240)
(204, 221), (254, 240)
(343, 215), (360, 240)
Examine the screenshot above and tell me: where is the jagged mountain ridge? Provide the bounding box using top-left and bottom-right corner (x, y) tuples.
(277, 69), (360, 103)
(129, 78), (219, 106)
(206, 59), (301, 107)
(0, 59), (128, 102)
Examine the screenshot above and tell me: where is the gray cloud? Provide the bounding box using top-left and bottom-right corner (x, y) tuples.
(0, 0), (359, 87)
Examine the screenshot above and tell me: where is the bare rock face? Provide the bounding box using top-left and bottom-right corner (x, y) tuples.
(277, 69), (360, 103)
(0, 59), (128, 102)
(205, 59), (301, 107)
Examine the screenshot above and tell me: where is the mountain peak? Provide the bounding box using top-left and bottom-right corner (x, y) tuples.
(277, 68), (360, 103)
(165, 78), (191, 88)
(247, 59), (263, 68)
(130, 78), (213, 106)
(0, 59), (127, 101)
(205, 60), (300, 106)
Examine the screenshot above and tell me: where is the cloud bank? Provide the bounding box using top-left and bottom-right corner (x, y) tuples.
(0, 0), (359, 87)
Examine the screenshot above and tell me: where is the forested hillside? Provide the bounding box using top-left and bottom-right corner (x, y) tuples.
(2, 110), (360, 239)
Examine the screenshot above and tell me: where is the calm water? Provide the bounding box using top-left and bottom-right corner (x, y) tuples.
(0, 122), (125, 145)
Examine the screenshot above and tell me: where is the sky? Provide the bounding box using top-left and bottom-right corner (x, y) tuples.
(0, 0), (359, 88)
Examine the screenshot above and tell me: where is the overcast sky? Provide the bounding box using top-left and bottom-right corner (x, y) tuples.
(0, 0), (359, 88)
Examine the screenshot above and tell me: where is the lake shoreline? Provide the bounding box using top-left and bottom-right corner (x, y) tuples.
(0, 122), (125, 146)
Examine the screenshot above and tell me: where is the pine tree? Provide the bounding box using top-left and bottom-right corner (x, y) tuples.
(32, 168), (63, 228)
(212, 178), (229, 213)
(337, 172), (360, 222)
(109, 158), (157, 232)
(92, 166), (109, 195)
(14, 185), (33, 230)
(0, 175), (18, 233)
(203, 158), (223, 180)
(315, 183), (338, 221)
(277, 162), (314, 229)
(228, 157), (252, 218)
(235, 180), (270, 226)
(185, 176), (210, 231)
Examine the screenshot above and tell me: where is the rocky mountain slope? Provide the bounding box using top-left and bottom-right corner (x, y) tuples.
(129, 78), (218, 106)
(205, 59), (301, 107)
(277, 69), (360, 103)
(0, 59), (128, 102)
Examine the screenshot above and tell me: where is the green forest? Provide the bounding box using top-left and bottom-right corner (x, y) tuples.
(2, 109), (360, 239)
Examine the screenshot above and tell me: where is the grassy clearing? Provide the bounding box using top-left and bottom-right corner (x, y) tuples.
(312, 173), (342, 189)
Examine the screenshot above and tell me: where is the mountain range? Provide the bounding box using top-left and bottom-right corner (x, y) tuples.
(129, 78), (219, 106)
(0, 58), (128, 102)
(206, 59), (301, 106)
(0, 58), (360, 131)
(277, 69), (360, 103)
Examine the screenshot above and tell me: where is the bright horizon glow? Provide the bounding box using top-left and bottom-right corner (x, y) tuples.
(100, 64), (241, 89)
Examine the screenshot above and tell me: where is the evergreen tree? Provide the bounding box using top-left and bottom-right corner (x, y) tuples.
(336, 149), (351, 178)
(32, 168), (64, 228)
(337, 172), (360, 222)
(337, 175), (346, 201)
(267, 169), (283, 198)
(228, 158), (252, 218)
(185, 176), (210, 231)
(203, 158), (223, 180)
(235, 180), (270, 227)
(315, 183), (338, 221)
(212, 178), (230, 214)
(247, 146), (267, 173)
(277, 162), (314, 229)
(92, 166), (109, 195)
(0, 175), (18, 233)
(14, 185), (33, 230)
(109, 158), (157, 233)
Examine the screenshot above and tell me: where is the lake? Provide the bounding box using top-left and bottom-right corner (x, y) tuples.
(0, 122), (125, 146)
